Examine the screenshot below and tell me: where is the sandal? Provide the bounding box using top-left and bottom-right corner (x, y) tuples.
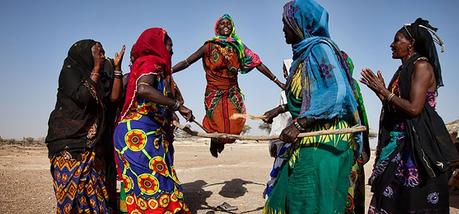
(216, 202), (238, 211)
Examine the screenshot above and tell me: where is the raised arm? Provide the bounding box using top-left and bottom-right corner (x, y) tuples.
(172, 45), (205, 74)
(256, 63), (286, 90)
(109, 45), (126, 103)
(59, 44), (105, 106)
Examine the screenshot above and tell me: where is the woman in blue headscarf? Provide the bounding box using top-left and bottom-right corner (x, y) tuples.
(262, 0), (366, 213)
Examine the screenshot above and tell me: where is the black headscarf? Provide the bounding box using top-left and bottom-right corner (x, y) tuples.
(59, 39), (98, 97)
(64, 39), (97, 75)
(61, 40), (115, 100)
(399, 18), (444, 88)
(46, 39), (106, 157)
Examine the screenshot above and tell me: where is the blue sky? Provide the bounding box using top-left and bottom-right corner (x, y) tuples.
(1, 0), (458, 139)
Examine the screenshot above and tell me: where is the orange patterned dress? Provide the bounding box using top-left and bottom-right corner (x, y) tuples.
(202, 42), (246, 144)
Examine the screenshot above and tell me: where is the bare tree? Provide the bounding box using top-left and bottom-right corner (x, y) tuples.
(241, 125), (252, 135)
(259, 123), (272, 134)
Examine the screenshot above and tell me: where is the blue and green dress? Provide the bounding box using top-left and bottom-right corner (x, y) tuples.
(114, 73), (190, 214)
(263, 43), (362, 214)
(264, 1), (363, 213)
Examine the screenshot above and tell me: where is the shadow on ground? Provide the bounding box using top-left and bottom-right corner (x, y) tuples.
(182, 180), (213, 212)
(183, 179), (265, 213)
(208, 178), (264, 198)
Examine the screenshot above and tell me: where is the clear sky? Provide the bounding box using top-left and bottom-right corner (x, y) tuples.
(1, 0), (458, 139)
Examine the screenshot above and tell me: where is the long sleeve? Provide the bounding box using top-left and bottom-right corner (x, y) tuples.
(58, 69), (98, 106)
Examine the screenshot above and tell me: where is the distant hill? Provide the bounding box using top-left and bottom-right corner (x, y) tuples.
(1, 119), (457, 146)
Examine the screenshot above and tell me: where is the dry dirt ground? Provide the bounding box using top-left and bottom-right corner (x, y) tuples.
(1, 140), (459, 214)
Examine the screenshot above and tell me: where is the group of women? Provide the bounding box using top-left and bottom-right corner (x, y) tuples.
(45, 0), (457, 213)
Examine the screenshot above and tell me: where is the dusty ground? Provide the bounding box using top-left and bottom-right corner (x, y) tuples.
(1, 140), (459, 214)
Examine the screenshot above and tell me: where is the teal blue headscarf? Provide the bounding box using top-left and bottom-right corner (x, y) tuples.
(283, 0), (330, 40)
(283, 0), (363, 150)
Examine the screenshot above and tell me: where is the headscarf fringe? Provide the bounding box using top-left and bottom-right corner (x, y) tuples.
(404, 23), (445, 53)
(419, 25), (445, 52)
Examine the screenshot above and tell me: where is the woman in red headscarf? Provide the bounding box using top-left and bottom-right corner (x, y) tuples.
(114, 28), (193, 213)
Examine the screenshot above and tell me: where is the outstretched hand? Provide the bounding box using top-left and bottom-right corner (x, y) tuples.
(114, 45), (126, 71)
(262, 106), (281, 124)
(360, 68), (386, 95)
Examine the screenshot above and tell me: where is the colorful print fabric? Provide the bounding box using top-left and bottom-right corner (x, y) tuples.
(51, 150), (108, 214)
(201, 42), (246, 144)
(114, 72), (190, 213)
(114, 115), (190, 213)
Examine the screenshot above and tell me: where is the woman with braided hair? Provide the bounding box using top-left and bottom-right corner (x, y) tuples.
(361, 18), (458, 213)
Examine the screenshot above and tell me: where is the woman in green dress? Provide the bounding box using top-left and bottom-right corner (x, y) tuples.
(262, 0), (365, 213)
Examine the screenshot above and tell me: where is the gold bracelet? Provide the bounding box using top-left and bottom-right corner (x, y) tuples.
(386, 93), (396, 103)
(138, 82), (150, 86)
